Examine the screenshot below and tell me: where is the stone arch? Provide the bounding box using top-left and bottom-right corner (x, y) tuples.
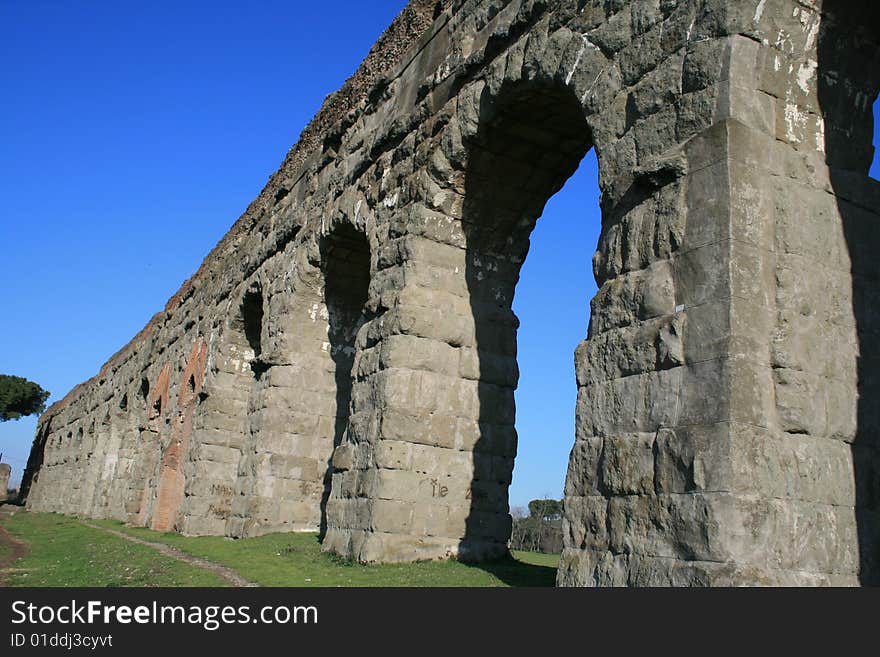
(458, 79), (594, 559)
(219, 237), (351, 538)
(218, 277), (273, 536)
(100, 378), (150, 525)
(321, 27), (617, 562)
(239, 282), (268, 377)
(150, 338), (208, 532)
(319, 222), (374, 536)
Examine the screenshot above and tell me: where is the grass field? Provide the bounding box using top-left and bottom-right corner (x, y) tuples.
(510, 549), (561, 569)
(1, 512), (559, 587)
(2, 513), (228, 586)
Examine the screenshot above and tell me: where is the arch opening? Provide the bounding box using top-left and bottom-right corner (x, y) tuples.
(817, 11), (880, 584)
(240, 284), (267, 378)
(872, 94), (879, 180)
(460, 82), (593, 560)
(320, 224), (371, 536)
(507, 151), (600, 554)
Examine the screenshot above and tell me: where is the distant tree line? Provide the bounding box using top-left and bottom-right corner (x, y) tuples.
(510, 498), (563, 554)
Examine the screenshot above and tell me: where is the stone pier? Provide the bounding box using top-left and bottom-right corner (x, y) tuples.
(0, 463), (10, 502)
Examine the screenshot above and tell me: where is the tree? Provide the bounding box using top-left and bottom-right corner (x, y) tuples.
(509, 505), (529, 550)
(0, 375), (50, 421)
(528, 498), (562, 522)
(510, 497), (564, 553)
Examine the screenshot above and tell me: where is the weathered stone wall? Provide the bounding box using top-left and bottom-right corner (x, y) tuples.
(23, 0), (879, 585)
(557, 0), (880, 586)
(0, 464), (10, 502)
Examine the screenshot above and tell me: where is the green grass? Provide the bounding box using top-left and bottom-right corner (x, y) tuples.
(90, 518), (558, 587)
(2, 513), (229, 587)
(2, 512), (560, 587)
(511, 550), (560, 569)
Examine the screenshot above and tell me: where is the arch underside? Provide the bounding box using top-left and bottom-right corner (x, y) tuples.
(22, 0), (880, 586)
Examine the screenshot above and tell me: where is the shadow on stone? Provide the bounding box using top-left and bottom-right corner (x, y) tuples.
(818, 6), (880, 585)
(319, 224), (371, 539)
(459, 80), (592, 562)
(19, 417), (51, 506)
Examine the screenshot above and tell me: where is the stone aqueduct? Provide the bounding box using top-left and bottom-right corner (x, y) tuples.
(22, 0), (880, 585)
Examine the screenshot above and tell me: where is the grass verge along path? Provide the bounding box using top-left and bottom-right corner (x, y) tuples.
(2, 511), (560, 587)
(92, 519), (559, 586)
(82, 521), (255, 586)
(1, 512), (229, 587)
(0, 507), (29, 586)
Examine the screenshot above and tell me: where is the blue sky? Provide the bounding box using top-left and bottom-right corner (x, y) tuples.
(1, 2), (878, 512)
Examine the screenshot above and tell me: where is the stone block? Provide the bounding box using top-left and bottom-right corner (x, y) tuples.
(600, 433), (655, 495)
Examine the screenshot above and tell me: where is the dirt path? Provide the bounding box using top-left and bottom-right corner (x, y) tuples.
(0, 506), (29, 587)
(81, 521), (257, 587)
